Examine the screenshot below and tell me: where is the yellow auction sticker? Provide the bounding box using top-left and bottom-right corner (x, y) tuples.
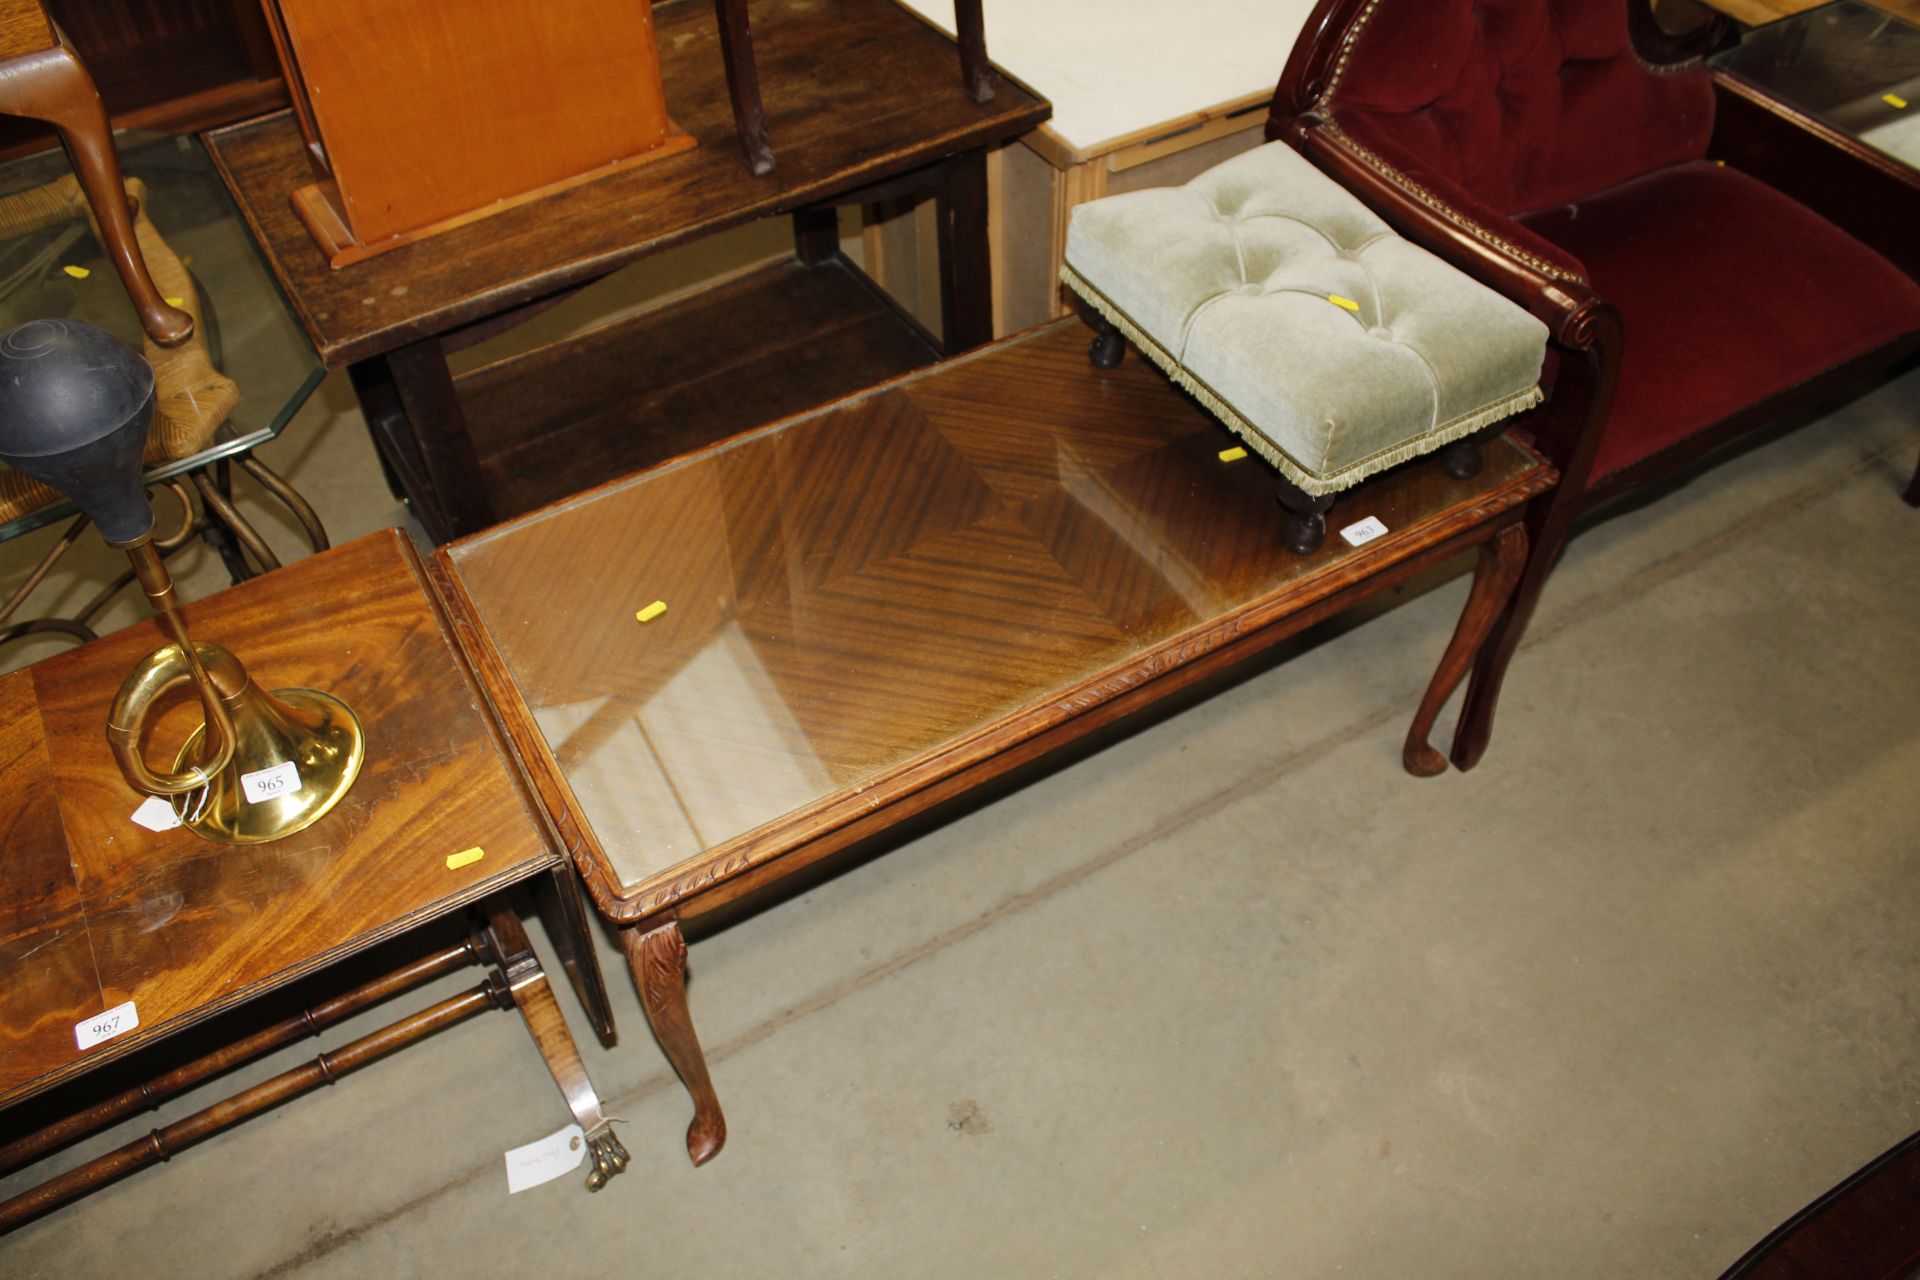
(1327, 295), (1360, 312)
(1218, 446), (1248, 462)
(635, 600), (667, 623)
(445, 846), (485, 871)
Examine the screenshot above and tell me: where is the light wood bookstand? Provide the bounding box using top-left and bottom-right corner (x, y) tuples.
(260, 0), (695, 268)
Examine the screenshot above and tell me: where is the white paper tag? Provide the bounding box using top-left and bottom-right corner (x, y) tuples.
(240, 760), (301, 805)
(75, 999), (139, 1051)
(504, 1123), (585, 1194)
(1339, 515), (1389, 547)
(131, 795), (182, 832)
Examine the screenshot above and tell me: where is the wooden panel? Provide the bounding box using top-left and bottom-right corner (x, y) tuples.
(456, 257), (941, 520)
(270, 0), (681, 247)
(0, 530), (556, 1106)
(203, 0), (1049, 368)
(440, 321), (1553, 920)
(0, 0), (52, 61)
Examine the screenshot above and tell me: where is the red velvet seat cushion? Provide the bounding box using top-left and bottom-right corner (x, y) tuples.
(1520, 161), (1920, 480)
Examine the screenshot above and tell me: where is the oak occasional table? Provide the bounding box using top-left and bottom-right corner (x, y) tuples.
(430, 319), (1557, 1168)
(203, 0), (1051, 543)
(0, 530), (625, 1231)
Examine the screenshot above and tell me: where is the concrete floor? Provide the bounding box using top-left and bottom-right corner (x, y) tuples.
(2, 315), (1917, 1276)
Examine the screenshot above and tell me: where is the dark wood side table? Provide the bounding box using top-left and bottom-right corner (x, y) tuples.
(203, 0), (1051, 542)
(0, 530), (626, 1231)
(431, 319), (1557, 1168)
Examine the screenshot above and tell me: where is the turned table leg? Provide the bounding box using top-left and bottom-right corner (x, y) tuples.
(1403, 522), (1529, 776)
(622, 917), (727, 1166)
(487, 909), (629, 1190)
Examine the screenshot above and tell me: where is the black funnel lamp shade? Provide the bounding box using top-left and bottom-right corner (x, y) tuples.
(0, 319), (157, 544)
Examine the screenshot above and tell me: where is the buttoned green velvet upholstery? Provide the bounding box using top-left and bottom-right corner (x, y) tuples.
(1060, 142), (1548, 496)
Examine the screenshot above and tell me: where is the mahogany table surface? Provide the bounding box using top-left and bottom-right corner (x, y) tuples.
(0, 530), (556, 1108)
(203, 0), (1049, 369)
(434, 321), (1555, 925)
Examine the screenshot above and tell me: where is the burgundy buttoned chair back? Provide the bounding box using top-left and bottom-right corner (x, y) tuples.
(1271, 0), (1920, 768)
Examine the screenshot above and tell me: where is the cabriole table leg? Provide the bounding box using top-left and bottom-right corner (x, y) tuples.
(621, 917), (727, 1167)
(1403, 522), (1529, 777)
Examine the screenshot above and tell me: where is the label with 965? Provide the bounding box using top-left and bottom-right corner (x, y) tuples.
(75, 1000), (139, 1051)
(240, 760), (301, 805)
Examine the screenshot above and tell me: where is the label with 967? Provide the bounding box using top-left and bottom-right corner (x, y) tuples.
(75, 999), (139, 1051)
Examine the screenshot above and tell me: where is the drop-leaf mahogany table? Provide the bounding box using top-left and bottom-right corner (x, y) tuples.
(430, 319), (1557, 1167)
(0, 530), (626, 1230)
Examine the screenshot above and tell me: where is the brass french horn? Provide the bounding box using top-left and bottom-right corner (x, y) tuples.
(0, 319), (362, 843)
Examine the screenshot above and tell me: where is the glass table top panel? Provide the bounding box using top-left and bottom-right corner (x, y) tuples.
(1715, 0), (1920, 167)
(0, 131), (324, 540)
(447, 323), (1543, 895)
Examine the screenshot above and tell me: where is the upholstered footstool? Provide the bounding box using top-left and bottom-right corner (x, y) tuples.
(1061, 141), (1549, 552)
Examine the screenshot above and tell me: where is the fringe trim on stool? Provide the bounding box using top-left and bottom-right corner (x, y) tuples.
(1060, 261), (1543, 497)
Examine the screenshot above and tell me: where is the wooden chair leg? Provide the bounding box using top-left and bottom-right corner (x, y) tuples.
(1403, 523), (1528, 776)
(1449, 496), (1575, 771)
(953, 0), (993, 102)
(713, 0), (774, 176)
(0, 46), (192, 347)
(621, 917), (727, 1167)
(488, 909), (629, 1190)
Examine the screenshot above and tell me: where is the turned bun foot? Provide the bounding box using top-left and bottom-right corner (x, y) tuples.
(1284, 509), (1326, 555)
(1440, 439), (1483, 480)
(1088, 328), (1125, 369)
(1276, 479), (1334, 556)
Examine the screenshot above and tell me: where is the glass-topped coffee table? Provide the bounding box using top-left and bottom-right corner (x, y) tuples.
(0, 131), (327, 650)
(1715, 0), (1920, 167)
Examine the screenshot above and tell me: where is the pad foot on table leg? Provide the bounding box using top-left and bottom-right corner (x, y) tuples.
(623, 917), (728, 1167)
